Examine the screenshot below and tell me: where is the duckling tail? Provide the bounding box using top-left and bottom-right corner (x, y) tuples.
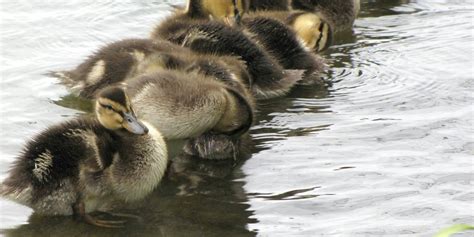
(253, 69), (304, 99)
(0, 182), (32, 206)
(170, 3), (185, 10)
(46, 70), (85, 95)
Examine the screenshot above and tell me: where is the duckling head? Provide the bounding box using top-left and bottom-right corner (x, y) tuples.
(187, 0), (249, 24)
(95, 86), (149, 135)
(288, 12), (333, 52)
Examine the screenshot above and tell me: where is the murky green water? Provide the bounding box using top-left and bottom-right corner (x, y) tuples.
(1, 0), (473, 236)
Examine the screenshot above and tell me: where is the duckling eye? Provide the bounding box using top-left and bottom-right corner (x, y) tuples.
(102, 104), (113, 110)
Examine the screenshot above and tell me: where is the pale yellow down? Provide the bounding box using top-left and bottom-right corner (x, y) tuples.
(291, 12), (330, 52)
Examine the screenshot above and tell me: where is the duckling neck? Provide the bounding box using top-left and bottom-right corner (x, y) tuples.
(105, 124), (167, 202)
(107, 129), (148, 159)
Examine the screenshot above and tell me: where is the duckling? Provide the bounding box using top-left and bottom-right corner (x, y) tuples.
(291, 0), (361, 32)
(125, 69), (254, 143)
(0, 86), (167, 228)
(246, 10), (333, 53)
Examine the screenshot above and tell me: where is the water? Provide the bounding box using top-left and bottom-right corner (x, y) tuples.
(0, 0), (473, 236)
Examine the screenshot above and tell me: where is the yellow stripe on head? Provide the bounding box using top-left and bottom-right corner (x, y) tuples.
(200, 0), (248, 20)
(291, 12), (333, 52)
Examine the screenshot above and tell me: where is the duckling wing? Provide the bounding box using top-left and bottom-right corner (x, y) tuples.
(253, 69), (304, 99)
(1, 120), (108, 195)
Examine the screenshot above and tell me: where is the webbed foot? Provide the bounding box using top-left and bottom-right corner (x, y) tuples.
(73, 200), (135, 228)
(184, 133), (240, 160)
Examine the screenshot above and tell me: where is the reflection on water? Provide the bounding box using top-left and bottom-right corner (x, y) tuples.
(3, 151), (257, 237)
(1, 0), (473, 236)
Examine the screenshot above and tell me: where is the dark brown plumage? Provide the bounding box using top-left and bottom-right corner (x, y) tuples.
(241, 15), (327, 86)
(247, 10), (333, 53)
(248, 0), (289, 11)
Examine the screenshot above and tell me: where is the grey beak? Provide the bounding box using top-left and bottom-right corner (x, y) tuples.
(123, 112), (149, 135)
(232, 0), (242, 25)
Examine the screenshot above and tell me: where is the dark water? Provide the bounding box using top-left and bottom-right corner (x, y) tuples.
(0, 0), (473, 236)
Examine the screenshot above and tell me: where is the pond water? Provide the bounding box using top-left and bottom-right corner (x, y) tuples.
(0, 0), (473, 236)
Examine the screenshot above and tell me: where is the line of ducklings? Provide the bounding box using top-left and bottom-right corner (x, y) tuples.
(1, 0), (360, 228)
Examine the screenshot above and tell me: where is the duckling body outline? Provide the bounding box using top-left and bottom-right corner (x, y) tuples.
(126, 70), (254, 141)
(1, 87), (167, 226)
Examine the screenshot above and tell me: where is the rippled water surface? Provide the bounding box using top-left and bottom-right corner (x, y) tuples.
(0, 0), (473, 236)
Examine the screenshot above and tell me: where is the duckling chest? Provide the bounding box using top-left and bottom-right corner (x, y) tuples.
(107, 129), (167, 201)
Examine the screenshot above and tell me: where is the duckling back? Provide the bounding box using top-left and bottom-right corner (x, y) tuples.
(125, 70), (253, 140)
(246, 10), (333, 53)
(1, 119), (112, 215)
(53, 39), (161, 98)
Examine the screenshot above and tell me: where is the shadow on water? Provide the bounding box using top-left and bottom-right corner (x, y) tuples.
(52, 94), (94, 113)
(360, 0), (415, 17)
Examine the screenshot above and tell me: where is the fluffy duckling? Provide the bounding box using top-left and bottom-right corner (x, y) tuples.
(246, 10), (333, 53)
(0, 87), (167, 228)
(291, 0), (361, 32)
(152, 1), (303, 99)
(125, 70), (255, 160)
(240, 15), (327, 85)
(125, 70), (254, 160)
(125, 70), (254, 143)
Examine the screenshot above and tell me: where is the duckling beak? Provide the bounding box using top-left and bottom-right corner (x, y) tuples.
(122, 112), (149, 135)
(231, 0), (242, 26)
(233, 11), (241, 26)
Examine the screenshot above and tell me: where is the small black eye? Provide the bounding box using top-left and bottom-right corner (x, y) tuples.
(103, 104), (113, 110)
